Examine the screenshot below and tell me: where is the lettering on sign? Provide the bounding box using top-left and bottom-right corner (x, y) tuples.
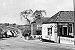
(60, 37), (74, 42)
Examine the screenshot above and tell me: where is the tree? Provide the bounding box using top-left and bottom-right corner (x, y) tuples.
(20, 9), (46, 24)
(32, 10), (46, 19)
(20, 9), (46, 38)
(4, 23), (9, 26)
(31, 10), (46, 22)
(20, 9), (33, 24)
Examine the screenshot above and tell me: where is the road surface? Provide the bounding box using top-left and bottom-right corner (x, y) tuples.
(0, 37), (74, 50)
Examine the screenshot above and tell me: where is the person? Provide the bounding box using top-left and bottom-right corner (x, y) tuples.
(28, 32), (31, 37)
(24, 33), (29, 40)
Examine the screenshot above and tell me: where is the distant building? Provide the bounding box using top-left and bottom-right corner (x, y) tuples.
(42, 11), (74, 45)
(31, 17), (50, 35)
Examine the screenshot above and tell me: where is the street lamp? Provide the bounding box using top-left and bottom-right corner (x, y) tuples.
(73, 0), (75, 45)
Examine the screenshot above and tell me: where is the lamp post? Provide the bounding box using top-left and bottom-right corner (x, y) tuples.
(73, 0), (75, 45)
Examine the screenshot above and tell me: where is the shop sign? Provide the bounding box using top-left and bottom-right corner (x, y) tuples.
(59, 23), (68, 25)
(63, 25), (67, 27)
(60, 37), (74, 44)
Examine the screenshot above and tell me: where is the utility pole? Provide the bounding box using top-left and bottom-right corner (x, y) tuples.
(73, 0), (75, 45)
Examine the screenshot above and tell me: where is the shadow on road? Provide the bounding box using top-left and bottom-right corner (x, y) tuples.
(41, 39), (56, 43)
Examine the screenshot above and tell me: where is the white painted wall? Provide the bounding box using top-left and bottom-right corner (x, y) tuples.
(42, 23), (57, 42)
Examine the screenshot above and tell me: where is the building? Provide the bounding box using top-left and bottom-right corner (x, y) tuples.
(42, 11), (74, 45)
(31, 17), (50, 35)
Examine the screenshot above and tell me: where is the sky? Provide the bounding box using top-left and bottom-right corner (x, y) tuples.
(0, 0), (74, 25)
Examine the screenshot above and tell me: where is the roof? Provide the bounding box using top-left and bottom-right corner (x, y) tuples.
(43, 11), (74, 24)
(31, 17), (50, 24)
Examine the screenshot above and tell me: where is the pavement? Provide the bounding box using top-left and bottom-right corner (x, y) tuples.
(0, 37), (75, 50)
(22, 39), (75, 50)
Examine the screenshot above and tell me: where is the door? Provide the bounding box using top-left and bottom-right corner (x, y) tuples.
(62, 27), (67, 36)
(59, 25), (68, 36)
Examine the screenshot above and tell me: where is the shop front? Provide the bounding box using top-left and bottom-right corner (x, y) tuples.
(42, 11), (74, 45)
(58, 23), (74, 45)
(42, 22), (74, 44)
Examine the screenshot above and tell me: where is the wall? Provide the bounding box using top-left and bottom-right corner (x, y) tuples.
(31, 19), (42, 35)
(31, 23), (37, 35)
(42, 23), (57, 42)
(60, 37), (74, 45)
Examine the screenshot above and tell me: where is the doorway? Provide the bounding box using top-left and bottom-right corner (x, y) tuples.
(63, 27), (67, 36)
(59, 25), (68, 36)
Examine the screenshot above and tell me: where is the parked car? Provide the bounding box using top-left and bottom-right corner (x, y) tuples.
(1, 31), (8, 38)
(0, 28), (3, 39)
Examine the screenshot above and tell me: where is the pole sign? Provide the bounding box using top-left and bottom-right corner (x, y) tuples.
(73, 0), (75, 45)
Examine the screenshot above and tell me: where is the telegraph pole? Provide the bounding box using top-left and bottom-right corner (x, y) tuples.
(73, 0), (75, 45)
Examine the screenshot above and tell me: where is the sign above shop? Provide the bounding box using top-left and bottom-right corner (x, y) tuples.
(58, 23), (68, 25)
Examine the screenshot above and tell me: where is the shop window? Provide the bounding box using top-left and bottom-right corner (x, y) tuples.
(59, 24), (74, 38)
(48, 28), (52, 35)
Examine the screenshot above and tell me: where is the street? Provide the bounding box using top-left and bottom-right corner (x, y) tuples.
(0, 37), (74, 50)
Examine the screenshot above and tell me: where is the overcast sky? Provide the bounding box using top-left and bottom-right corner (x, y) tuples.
(0, 0), (74, 25)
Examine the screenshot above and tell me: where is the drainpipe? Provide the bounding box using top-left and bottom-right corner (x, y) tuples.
(57, 23), (60, 43)
(31, 24), (33, 35)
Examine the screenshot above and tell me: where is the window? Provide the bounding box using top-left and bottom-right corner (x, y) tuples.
(37, 25), (42, 29)
(68, 24), (73, 37)
(48, 28), (52, 35)
(36, 30), (42, 35)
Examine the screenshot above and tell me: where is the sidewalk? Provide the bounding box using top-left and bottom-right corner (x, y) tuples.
(23, 39), (75, 50)
(42, 42), (75, 50)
